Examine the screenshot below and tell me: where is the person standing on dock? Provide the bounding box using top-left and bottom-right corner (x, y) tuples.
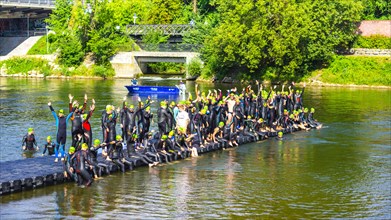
(48, 99), (74, 162)
(22, 128), (39, 151)
(69, 94), (87, 149)
(82, 98), (95, 148)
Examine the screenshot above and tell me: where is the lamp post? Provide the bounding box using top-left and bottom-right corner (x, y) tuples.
(46, 25), (49, 54)
(27, 14), (30, 37)
(133, 13), (138, 25)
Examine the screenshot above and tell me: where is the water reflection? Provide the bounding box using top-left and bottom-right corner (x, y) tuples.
(0, 78), (390, 219)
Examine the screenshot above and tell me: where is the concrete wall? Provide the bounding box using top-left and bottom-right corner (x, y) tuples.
(110, 52), (143, 78)
(351, 48), (391, 56)
(357, 20), (391, 37)
(110, 51), (200, 78)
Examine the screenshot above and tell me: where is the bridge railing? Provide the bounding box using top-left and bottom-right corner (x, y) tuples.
(138, 43), (200, 52)
(0, 29), (46, 37)
(127, 24), (193, 36)
(0, 0), (55, 7)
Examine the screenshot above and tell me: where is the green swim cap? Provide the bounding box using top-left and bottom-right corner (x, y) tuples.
(69, 146), (75, 154)
(278, 132), (283, 137)
(106, 105), (112, 112)
(81, 143), (88, 150)
(200, 109), (207, 114)
(47, 136), (51, 141)
(170, 101), (176, 106)
(219, 121), (224, 127)
(289, 114), (294, 119)
(258, 118), (264, 123)
(82, 113), (88, 120)
(94, 139), (101, 146)
(311, 108), (315, 113)
(28, 128), (34, 133)
(161, 135), (168, 140)
(58, 109), (64, 114)
(304, 108), (308, 113)
(146, 106), (151, 111)
(160, 101), (166, 107)
(116, 135), (122, 141)
(124, 102), (128, 107)
(132, 133), (138, 139)
(169, 130), (175, 136)
(129, 104), (134, 109)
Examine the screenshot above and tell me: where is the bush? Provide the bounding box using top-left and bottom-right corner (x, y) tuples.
(186, 58), (202, 77)
(0, 57), (51, 76)
(92, 64), (115, 78)
(319, 56), (391, 86)
(353, 35), (391, 49)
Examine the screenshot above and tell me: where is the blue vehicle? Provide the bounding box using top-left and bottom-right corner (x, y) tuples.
(125, 85), (181, 94)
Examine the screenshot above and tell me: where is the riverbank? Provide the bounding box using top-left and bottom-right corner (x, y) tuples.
(1, 55), (390, 88)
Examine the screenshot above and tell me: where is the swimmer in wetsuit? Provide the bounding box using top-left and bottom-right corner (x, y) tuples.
(48, 101), (74, 162)
(70, 143), (93, 187)
(22, 127), (39, 151)
(42, 136), (55, 156)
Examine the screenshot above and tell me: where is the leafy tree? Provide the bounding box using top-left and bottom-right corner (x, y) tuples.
(88, 0), (129, 65)
(58, 33), (84, 66)
(147, 0), (183, 24)
(201, 0), (363, 81)
(361, 0), (391, 20)
(46, 0), (72, 34)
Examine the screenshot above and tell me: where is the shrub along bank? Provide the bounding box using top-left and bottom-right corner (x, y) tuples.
(308, 56), (391, 86)
(0, 57), (115, 78)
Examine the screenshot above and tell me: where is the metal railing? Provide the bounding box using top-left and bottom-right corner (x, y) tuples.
(138, 43), (200, 52)
(127, 24), (193, 36)
(0, 0), (55, 7)
(0, 29), (46, 37)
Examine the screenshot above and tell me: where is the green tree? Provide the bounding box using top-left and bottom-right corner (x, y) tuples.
(58, 33), (84, 66)
(201, 0), (363, 81)
(46, 0), (72, 34)
(361, 0), (391, 20)
(88, 0), (129, 65)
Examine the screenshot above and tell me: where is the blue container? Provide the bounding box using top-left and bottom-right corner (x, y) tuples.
(125, 85), (180, 94)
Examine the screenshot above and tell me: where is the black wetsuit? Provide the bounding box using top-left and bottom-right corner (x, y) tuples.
(70, 103), (85, 148)
(22, 133), (37, 151)
(157, 106), (169, 135)
(104, 111), (118, 152)
(63, 153), (77, 182)
(70, 150), (93, 186)
(42, 142), (55, 155)
(108, 141), (127, 172)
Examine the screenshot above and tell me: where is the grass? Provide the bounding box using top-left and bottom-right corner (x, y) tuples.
(309, 56), (391, 86)
(27, 36), (51, 55)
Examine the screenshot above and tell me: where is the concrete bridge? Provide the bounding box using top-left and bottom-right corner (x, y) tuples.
(110, 51), (200, 78)
(0, 0), (54, 18)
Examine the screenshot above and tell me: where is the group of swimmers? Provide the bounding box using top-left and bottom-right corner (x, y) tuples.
(22, 81), (321, 187)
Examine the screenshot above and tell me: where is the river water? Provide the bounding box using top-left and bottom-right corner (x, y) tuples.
(0, 77), (390, 219)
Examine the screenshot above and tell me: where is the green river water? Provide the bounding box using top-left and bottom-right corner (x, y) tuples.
(0, 77), (390, 219)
